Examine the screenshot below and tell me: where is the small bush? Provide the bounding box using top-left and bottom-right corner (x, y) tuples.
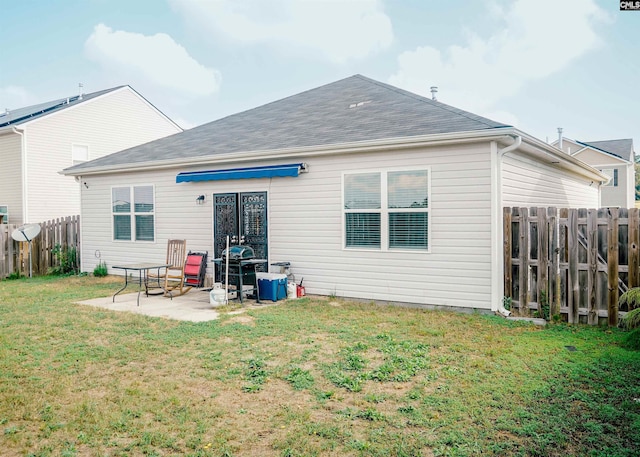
(93, 261), (108, 277)
(621, 329), (640, 351)
(48, 244), (78, 276)
(621, 308), (640, 331)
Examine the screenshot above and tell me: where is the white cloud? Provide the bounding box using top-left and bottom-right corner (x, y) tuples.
(169, 0), (393, 64)
(389, 0), (608, 120)
(84, 24), (221, 97)
(0, 86), (38, 110)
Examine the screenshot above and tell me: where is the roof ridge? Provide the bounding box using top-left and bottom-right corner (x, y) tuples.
(352, 75), (506, 129)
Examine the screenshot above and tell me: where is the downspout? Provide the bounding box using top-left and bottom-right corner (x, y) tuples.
(491, 134), (521, 317)
(12, 127), (27, 223)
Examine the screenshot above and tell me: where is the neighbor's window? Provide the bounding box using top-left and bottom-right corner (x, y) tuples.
(72, 144), (89, 165)
(0, 205), (7, 224)
(112, 186), (155, 241)
(344, 169), (429, 250)
(601, 168), (618, 187)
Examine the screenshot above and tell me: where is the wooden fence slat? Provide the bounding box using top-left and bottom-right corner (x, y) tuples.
(518, 207), (529, 316)
(568, 209), (579, 324)
(629, 208), (639, 289)
(587, 209), (598, 325)
(538, 207), (549, 317)
(503, 207), (512, 302)
(608, 208), (619, 327)
(549, 207), (560, 318)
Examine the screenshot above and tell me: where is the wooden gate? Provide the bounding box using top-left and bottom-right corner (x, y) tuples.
(504, 207), (638, 326)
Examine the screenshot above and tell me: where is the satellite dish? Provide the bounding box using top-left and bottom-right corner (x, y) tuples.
(11, 223), (41, 277)
(11, 223), (41, 242)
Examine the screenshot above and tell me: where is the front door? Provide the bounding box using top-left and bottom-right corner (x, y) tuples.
(213, 192), (268, 274)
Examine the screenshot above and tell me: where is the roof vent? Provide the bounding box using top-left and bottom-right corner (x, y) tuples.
(78, 83), (84, 100)
(348, 100), (371, 109)
(557, 127), (563, 149)
(430, 86), (438, 101)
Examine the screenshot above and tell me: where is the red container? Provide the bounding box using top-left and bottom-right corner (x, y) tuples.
(296, 285), (306, 297)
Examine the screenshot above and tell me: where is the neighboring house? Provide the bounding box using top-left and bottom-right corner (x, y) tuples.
(552, 136), (636, 208)
(0, 86), (182, 225)
(63, 75), (607, 313)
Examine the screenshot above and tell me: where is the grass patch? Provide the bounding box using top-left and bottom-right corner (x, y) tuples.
(0, 276), (639, 456)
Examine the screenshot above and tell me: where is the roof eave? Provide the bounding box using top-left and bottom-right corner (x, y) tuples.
(62, 128), (516, 176)
(520, 132), (609, 183)
(62, 126), (607, 183)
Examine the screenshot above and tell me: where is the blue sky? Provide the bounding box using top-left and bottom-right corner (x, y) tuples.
(1, 0), (638, 150)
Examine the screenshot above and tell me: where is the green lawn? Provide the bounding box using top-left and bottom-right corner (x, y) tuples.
(1, 275), (639, 457)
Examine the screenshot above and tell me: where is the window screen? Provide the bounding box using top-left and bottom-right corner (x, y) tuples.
(344, 170), (429, 251)
(112, 186), (154, 241)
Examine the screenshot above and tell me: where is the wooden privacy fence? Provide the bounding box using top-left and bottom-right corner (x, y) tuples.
(0, 216), (80, 278)
(504, 207), (639, 326)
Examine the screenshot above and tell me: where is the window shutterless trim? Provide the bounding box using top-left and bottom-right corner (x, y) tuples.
(342, 167), (431, 253)
(110, 184), (156, 242)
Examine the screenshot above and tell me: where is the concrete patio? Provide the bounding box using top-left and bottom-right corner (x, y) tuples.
(76, 288), (276, 322)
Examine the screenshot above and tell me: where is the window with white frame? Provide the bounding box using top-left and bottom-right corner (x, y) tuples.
(72, 144), (89, 165)
(112, 186), (155, 241)
(0, 205), (8, 224)
(343, 169), (429, 250)
(600, 168), (618, 187)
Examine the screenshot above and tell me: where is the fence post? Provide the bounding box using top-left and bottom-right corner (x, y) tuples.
(503, 207), (512, 305)
(567, 209), (579, 323)
(587, 208), (598, 325)
(608, 208), (619, 327)
(629, 208), (639, 290)
(548, 207), (560, 318)
(538, 207), (549, 317)
(518, 207), (529, 316)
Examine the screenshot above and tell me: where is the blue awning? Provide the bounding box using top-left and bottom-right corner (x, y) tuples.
(176, 163), (307, 183)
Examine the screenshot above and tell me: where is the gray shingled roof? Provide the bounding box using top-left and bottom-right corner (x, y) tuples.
(65, 75), (510, 173)
(0, 86), (125, 128)
(579, 139), (635, 162)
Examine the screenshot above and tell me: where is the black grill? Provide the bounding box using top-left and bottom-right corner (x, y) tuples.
(221, 245), (255, 261)
(216, 245), (265, 304)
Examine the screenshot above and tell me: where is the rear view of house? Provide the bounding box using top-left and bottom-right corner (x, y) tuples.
(63, 75), (608, 312)
(0, 86), (182, 225)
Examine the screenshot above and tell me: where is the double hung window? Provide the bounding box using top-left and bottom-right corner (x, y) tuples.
(343, 169), (429, 251)
(600, 168), (618, 187)
(112, 186), (155, 241)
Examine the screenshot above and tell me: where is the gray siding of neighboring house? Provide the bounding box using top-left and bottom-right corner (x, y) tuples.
(0, 132), (24, 224)
(502, 152), (599, 208)
(572, 149), (633, 208)
(80, 141), (496, 310)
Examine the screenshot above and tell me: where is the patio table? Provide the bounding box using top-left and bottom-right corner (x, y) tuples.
(112, 263), (172, 306)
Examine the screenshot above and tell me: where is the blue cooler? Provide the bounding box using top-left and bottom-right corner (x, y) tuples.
(256, 273), (288, 301)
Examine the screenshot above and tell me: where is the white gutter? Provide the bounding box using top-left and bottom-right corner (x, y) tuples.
(491, 135), (521, 317)
(62, 129), (518, 176)
(12, 127), (27, 223)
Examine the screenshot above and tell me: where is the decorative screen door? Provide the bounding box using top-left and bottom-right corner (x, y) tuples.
(213, 191), (268, 263)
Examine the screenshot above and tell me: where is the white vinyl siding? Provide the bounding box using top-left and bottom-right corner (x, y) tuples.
(78, 142), (494, 309)
(21, 87), (181, 224)
(0, 132), (24, 224)
(502, 151), (599, 208)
